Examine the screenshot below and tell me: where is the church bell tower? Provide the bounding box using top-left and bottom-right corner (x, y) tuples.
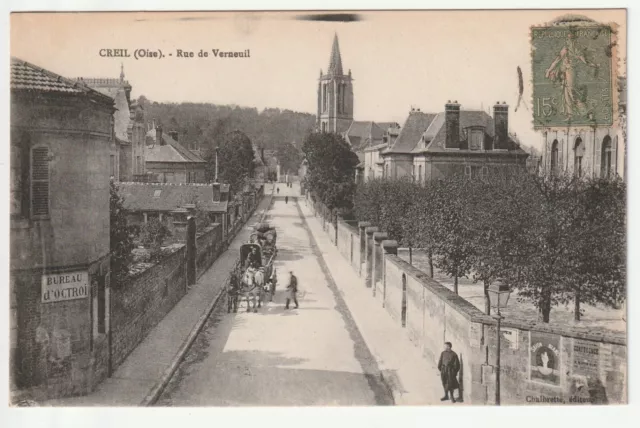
(317, 34), (354, 133)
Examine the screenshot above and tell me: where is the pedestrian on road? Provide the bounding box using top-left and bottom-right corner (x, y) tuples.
(285, 196), (289, 204)
(277, 187), (280, 194)
(285, 271), (299, 309)
(437, 342), (461, 403)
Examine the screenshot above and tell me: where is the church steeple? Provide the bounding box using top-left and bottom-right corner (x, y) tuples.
(317, 33), (353, 134)
(327, 33), (343, 76)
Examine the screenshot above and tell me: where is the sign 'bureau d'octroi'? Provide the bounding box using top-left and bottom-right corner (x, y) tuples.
(41, 271), (89, 303)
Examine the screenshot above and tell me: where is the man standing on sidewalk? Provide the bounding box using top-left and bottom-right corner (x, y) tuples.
(437, 342), (460, 403)
(285, 271), (299, 309)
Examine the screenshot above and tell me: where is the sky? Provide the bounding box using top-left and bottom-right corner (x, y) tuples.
(11, 9), (626, 151)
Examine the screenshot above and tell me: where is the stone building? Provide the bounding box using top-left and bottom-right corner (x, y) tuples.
(144, 126), (207, 183)
(540, 76), (627, 180)
(380, 102), (529, 181)
(118, 182), (231, 239)
(79, 65), (146, 182)
(10, 58), (115, 399)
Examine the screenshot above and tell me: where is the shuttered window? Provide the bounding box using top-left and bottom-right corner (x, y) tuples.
(31, 147), (50, 217)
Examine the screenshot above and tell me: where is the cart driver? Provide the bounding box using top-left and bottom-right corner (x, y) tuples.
(246, 246), (262, 269)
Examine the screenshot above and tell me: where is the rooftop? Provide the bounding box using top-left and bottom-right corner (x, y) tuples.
(117, 182), (229, 213)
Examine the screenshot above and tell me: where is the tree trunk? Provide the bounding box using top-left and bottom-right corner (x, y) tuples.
(454, 275), (459, 295)
(428, 250), (434, 278)
(540, 288), (551, 323)
(484, 281), (491, 315)
(574, 287), (581, 321)
(409, 247), (413, 265)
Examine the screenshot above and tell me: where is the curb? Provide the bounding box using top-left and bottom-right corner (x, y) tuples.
(140, 191), (273, 406)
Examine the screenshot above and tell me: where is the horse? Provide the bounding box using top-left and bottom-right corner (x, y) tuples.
(240, 267), (265, 312)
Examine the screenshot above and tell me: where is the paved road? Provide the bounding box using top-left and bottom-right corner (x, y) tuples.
(157, 185), (392, 406)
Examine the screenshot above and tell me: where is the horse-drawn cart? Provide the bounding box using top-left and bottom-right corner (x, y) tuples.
(227, 224), (278, 313)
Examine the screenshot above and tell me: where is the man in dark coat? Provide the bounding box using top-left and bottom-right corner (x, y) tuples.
(246, 247), (261, 269)
(285, 271), (299, 309)
(437, 342), (460, 402)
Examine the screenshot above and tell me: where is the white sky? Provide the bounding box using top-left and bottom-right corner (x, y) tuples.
(11, 10), (626, 150)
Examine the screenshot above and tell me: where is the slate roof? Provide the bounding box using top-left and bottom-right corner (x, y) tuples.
(10, 57), (113, 105)
(146, 129), (206, 164)
(327, 34), (344, 76)
(118, 182), (228, 213)
(383, 111), (436, 154)
(344, 121), (385, 151)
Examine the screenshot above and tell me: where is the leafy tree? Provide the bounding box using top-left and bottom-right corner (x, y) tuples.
(429, 176), (476, 295)
(204, 130), (255, 194)
(277, 142), (303, 176)
(302, 132), (359, 212)
(110, 180), (136, 285)
(139, 218), (172, 261)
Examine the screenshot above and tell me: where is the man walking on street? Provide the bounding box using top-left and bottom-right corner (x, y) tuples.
(285, 271), (299, 309)
(437, 341), (461, 403)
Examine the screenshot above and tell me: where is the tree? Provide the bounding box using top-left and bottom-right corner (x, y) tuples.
(277, 142), (303, 176)
(204, 130), (255, 194)
(429, 175), (476, 295)
(302, 132), (359, 212)
(139, 218), (172, 261)
(110, 180), (136, 285)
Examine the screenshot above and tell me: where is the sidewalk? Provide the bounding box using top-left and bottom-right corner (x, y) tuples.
(299, 199), (444, 405)
(43, 193), (274, 406)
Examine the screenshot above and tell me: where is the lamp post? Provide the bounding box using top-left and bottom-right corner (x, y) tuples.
(487, 278), (512, 406)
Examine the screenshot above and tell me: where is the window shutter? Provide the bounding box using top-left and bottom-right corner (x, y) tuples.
(595, 138), (602, 177)
(31, 147), (50, 217)
(612, 136), (618, 176)
(464, 165), (471, 178)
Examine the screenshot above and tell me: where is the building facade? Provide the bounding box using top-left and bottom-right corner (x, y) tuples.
(80, 66), (146, 182)
(381, 102), (529, 181)
(10, 58), (115, 399)
(540, 76), (627, 180)
(144, 126), (207, 183)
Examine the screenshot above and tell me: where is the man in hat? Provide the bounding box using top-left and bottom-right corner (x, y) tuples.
(285, 270), (299, 309)
(437, 342), (460, 402)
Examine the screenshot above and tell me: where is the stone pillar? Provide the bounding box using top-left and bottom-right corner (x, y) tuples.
(357, 221), (371, 277)
(372, 232), (388, 295)
(186, 216), (196, 286)
(381, 240), (398, 307)
(364, 226), (379, 288)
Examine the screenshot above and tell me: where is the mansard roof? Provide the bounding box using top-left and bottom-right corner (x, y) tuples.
(383, 111), (436, 154)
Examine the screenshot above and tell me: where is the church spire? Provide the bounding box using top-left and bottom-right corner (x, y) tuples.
(327, 33), (343, 76)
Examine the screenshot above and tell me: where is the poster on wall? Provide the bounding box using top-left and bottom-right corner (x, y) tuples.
(530, 332), (562, 386)
(573, 339), (600, 377)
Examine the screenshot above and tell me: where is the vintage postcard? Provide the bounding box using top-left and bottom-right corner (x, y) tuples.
(8, 9), (627, 409)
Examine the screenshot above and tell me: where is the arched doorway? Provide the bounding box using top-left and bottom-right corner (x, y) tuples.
(550, 139), (559, 173)
(574, 137), (585, 177)
(601, 136), (612, 178)
(401, 274), (408, 328)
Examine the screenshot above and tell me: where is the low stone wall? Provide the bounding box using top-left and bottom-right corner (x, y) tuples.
(196, 224), (224, 279)
(309, 205), (628, 405)
(111, 246), (188, 368)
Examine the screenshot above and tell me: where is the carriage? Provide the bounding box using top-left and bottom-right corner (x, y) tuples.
(227, 224), (278, 313)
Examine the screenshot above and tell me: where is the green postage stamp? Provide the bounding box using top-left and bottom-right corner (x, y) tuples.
(531, 21), (618, 129)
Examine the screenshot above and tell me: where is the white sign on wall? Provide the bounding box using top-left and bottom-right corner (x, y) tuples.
(41, 271), (89, 303)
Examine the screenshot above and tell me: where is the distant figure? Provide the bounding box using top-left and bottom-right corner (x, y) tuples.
(285, 271), (299, 309)
(277, 187), (280, 194)
(438, 342), (461, 403)
(285, 196), (289, 204)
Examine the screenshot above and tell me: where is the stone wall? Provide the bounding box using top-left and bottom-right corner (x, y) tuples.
(309, 203), (627, 405)
(196, 224), (224, 279)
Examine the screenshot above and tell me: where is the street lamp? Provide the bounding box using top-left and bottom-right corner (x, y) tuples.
(487, 278), (512, 406)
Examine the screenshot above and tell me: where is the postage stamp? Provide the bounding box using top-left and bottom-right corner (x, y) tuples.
(531, 19), (618, 129)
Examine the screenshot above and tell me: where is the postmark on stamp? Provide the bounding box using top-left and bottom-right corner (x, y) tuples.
(531, 18), (618, 129)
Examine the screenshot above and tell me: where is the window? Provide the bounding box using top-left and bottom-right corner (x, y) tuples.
(469, 129), (483, 150)
(153, 189), (162, 198)
(601, 136), (612, 177)
(11, 140), (29, 218)
(110, 154), (116, 178)
(418, 165), (423, 183)
(574, 137), (585, 178)
(31, 146), (50, 218)
(480, 166), (489, 180)
(322, 84), (328, 112)
(464, 165), (472, 179)
(550, 139), (559, 174)
(136, 156), (142, 174)
(321, 122), (327, 133)
(337, 84), (341, 114)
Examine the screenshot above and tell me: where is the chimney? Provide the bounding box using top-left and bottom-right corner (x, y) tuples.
(445, 100), (461, 149)
(168, 130), (179, 142)
(493, 101), (509, 149)
(156, 125), (164, 146)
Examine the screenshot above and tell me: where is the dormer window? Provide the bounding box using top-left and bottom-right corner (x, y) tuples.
(468, 128), (484, 150)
